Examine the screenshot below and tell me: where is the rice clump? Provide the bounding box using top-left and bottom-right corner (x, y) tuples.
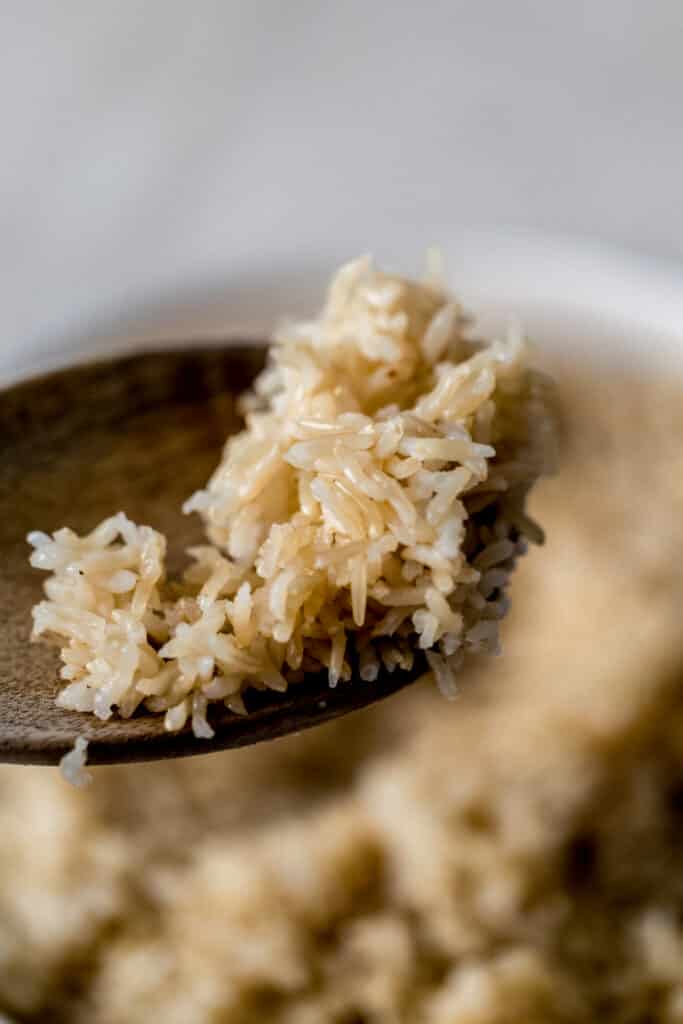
(28, 256), (554, 737)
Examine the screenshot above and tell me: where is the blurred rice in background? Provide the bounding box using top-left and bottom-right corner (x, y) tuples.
(3, 363), (683, 1021)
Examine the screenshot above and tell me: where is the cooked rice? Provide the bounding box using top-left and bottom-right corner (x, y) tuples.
(59, 737), (92, 788)
(28, 256), (553, 735)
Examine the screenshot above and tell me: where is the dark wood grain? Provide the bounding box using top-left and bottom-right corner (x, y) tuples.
(0, 345), (424, 765)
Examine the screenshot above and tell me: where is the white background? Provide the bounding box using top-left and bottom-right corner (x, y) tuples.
(2, 1), (683, 375)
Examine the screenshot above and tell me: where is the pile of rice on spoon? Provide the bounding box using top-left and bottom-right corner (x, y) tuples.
(28, 256), (554, 739)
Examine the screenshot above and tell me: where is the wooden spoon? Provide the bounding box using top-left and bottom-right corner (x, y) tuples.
(0, 345), (425, 765)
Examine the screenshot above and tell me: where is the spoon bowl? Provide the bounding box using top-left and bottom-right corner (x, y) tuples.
(0, 346), (424, 765)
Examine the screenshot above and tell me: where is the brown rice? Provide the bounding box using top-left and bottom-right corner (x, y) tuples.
(28, 257), (553, 736)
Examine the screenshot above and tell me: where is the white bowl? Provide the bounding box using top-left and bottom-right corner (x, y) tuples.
(3, 232), (683, 386)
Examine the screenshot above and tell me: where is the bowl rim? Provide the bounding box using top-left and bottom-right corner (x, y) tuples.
(3, 231), (683, 387)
